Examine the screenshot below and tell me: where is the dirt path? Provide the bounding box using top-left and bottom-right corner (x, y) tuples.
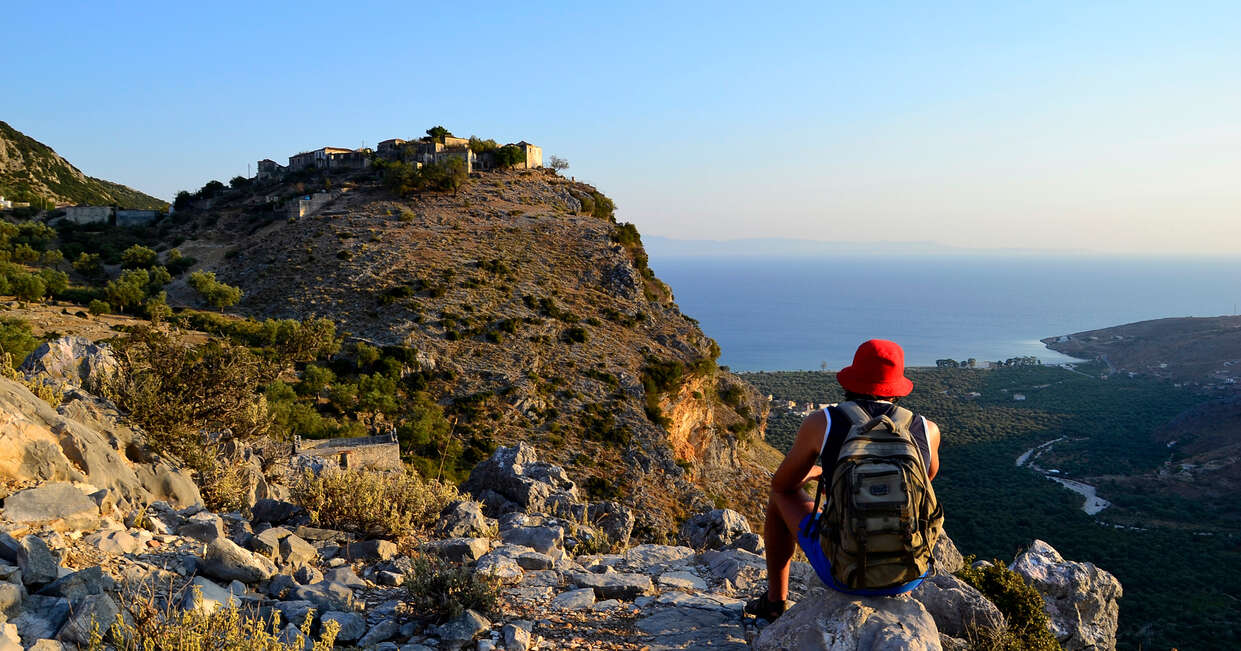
(1016, 438), (1111, 515)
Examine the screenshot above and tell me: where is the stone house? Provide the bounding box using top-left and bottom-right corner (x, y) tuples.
(512, 141), (543, 169)
(256, 158), (286, 180)
(287, 147), (371, 172)
(376, 138), (406, 158)
(293, 433), (401, 471)
(116, 209), (160, 227)
(288, 191), (338, 219)
(62, 205), (113, 225)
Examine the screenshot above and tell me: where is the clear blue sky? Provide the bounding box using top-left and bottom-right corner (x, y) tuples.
(5, 1), (1239, 254)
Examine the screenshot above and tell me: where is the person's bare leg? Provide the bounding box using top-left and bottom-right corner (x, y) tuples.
(764, 488), (815, 601)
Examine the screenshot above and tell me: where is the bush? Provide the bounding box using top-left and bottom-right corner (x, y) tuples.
(0, 318), (39, 369)
(404, 555), (501, 622)
(10, 272), (46, 302)
(88, 299), (111, 315)
(90, 588), (338, 651)
(187, 271), (243, 309)
(291, 467), (459, 541)
(956, 558), (1062, 651)
(121, 244), (159, 269)
(73, 252), (104, 278)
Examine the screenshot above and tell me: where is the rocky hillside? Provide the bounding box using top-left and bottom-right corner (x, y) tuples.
(0, 121), (167, 209)
(168, 166), (774, 539)
(0, 347), (1123, 650)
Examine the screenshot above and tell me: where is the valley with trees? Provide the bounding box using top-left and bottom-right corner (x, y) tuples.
(742, 364), (1241, 649)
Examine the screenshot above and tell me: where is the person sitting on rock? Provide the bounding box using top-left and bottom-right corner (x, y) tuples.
(745, 339), (942, 620)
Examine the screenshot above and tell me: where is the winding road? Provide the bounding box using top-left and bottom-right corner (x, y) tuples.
(1016, 439), (1112, 515)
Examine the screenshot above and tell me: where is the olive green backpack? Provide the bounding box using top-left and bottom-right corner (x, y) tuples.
(808, 401), (944, 590)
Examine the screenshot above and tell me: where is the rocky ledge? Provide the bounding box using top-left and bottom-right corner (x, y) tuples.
(0, 340), (1122, 650)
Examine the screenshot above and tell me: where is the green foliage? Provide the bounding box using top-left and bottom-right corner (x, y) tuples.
(187, 270), (243, 309)
(493, 144), (525, 168)
(38, 268), (68, 297)
(426, 125), (452, 143)
(73, 252), (104, 278)
(88, 299), (111, 315)
(105, 267), (168, 311)
(0, 318), (39, 368)
(560, 326), (588, 344)
(9, 271), (45, 302)
(404, 555), (501, 622)
(177, 312), (340, 362)
(956, 559), (1062, 651)
(120, 244), (158, 269)
(468, 136), (499, 153)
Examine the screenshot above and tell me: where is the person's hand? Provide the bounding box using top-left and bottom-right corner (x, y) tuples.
(801, 464), (824, 486)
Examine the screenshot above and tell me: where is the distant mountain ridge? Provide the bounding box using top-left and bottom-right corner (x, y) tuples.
(0, 120), (166, 210)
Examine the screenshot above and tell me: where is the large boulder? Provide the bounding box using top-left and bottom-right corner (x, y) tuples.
(911, 573), (1006, 639)
(931, 534), (965, 576)
(20, 337), (118, 395)
(462, 443), (580, 516)
(756, 586), (941, 651)
(201, 538), (278, 584)
(679, 508), (751, 550)
(0, 377), (201, 509)
(2, 483), (100, 532)
(1010, 540), (1122, 651)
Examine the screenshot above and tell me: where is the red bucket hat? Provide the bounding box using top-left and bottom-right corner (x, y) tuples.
(836, 339), (914, 397)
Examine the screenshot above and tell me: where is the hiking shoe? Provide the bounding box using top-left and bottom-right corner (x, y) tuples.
(744, 593), (789, 621)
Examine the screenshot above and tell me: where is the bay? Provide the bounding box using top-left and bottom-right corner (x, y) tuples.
(648, 254), (1241, 371)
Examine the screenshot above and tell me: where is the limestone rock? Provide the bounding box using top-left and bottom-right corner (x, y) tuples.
(344, 539), (397, 561)
(289, 581), (354, 612)
(357, 619), (400, 647)
(20, 337), (118, 394)
(37, 566), (114, 601)
(755, 587), (941, 651)
(201, 538), (278, 583)
(437, 500), (496, 538)
(911, 573), (1006, 638)
(278, 534), (317, 567)
(462, 443), (579, 516)
(1010, 539), (1122, 651)
(931, 534), (965, 576)
(502, 621), (532, 651)
(569, 570), (654, 600)
(17, 536), (59, 586)
(84, 530), (139, 555)
(322, 610), (366, 643)
(433, 609), (490, 648)
(56, 593), (119, 646)
(586, 501), (636, 547)
(0, 377), (200, 509)
(551, 587), (596, 610)
(500, 526), (563, 555)
(3, 483), (100, 532)
(178, 511), (225, 543)
(679, 508), (751, 550)
(182, 576), (241, 614)
(426, 537), (491, 563)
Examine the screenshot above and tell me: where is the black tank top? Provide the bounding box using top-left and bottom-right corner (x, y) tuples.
(820, 401), (932, 470)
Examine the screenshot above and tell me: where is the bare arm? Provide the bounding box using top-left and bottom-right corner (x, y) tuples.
(771, 410), (827, 493)
(924, 418), (942, 480)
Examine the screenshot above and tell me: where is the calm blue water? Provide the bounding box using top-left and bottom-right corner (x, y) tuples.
(648, 255), (1241, 371)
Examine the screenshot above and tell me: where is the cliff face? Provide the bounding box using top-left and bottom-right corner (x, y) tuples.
(169, 167), (774, 538)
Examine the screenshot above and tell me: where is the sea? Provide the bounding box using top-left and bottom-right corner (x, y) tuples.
(646, 254), (1241, 371)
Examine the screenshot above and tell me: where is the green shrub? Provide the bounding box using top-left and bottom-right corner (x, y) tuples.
(956, 558), (1062, 651)
(561, 326), (588, 344)
(73, 252), (104, 278)
(120, 244), (159, 269)
(10, 272), (46, 302)
(291, 467), (459, 542)
(0, 318), (39, 369)
(187, 271), (243, 309)
(88, 299), (111, 315)
(404, 555), (501, 622)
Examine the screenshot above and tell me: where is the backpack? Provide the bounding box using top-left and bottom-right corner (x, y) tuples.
(808, 401), (944, 590)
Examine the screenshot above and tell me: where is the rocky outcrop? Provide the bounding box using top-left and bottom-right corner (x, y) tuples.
(679, 508), (751, 550)
(20, 336), (118, 395)
(462, 444), (636, 547)
(756, 587), (942, 651)
(0, 376), (200, 509)
(1011, 539), (1122, 651)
